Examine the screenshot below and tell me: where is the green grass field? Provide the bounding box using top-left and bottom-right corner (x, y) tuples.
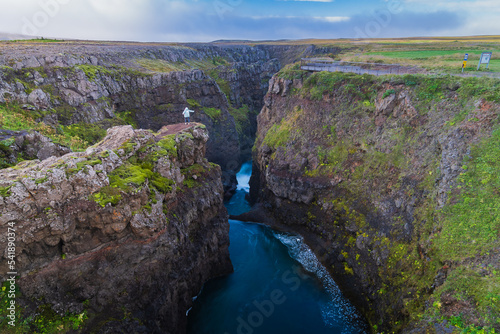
(363, 49), (500, 72)
(367, 50), (499, 58)
(241, 35), (500, 74)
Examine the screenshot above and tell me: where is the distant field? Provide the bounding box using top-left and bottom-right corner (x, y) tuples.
(242, 36), (500, 74)
(366, 50), (500, 58)
(361, 49), (500, 72)
(2, 35), (500, 74)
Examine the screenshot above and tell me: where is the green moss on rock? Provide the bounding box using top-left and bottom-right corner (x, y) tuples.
(0, 185), (12, 197)
(157, 135), (177, 157)
(202, 107), (221, 121)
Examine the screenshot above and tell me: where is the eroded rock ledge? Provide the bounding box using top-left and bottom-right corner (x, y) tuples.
(0, 124), (232, 333)
(251, 72), (500, 332)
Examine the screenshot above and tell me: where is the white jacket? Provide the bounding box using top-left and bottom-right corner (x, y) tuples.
(182, 107), (194, 118)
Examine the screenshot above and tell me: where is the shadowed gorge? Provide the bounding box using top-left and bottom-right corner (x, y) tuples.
(249, 68), (500, 332)
(187, 162), (369, 334)
(0, 39), (499, 333)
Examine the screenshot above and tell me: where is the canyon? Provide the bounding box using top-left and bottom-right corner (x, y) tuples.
(0, 42), (336, 196)
(0, 41), (499, 333)
(248, 68), (500, 332)
(0, 123), (232, 333)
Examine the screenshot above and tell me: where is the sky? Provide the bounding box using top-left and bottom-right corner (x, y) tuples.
(0, 0), (498, 42)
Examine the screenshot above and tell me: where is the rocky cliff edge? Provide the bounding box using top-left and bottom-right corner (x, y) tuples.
(251, 70), (500, 333)
(0, 123), (232, 333)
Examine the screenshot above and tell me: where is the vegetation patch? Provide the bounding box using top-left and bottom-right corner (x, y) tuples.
(229, 104), (252, 135)
(66, 158), (102, 176)
(435, 127), (500, 260)
(202, 107), (221, 121)
(206, 69), (231, 100)
(76, 65), (114, 82)
(157, 135), (177, 158)
(115, 110), (138, 128)
(63, 123), (106, 146)
(277, 63), (309, 80)
(186, 99), (201, 109)
(136, 58), (187, 73)
(431, 267), (500, 333)
(0, 139), (15, 169)
(303, 71), (378, 101)
(35, 177), (48, 185)
(0, 185), (12, 197)
(382, 89), (396, 99)
(0, 103), (91, 152)
(0, 281), (88, 333)
(181, 163), (208, 189)
(262, 107), (303, 150)
(91, 145), (174, 207)
(185, 56), (229, 71)
(91, 185), (122, 207)
(284, 69), (500, 106)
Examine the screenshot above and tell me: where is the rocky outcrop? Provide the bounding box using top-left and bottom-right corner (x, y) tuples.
(0, 42), (290, 196)
(0, 128), (71, 168)
(0, 42), (337, 195)
(257, 44), (342, 66)
(0, 63), (241, 167)
(0, 124), (232, 333)
(251, 72), (500, 332)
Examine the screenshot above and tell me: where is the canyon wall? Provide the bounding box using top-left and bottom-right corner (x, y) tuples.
(0, 124), (231, 333)
(251, 68), (500, 332)
(0, 42), (340, 195)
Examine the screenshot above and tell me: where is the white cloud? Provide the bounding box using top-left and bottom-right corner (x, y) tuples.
(402, 0), (500, 11)
(0, 0), (490, 42)
(314, 16), (350, 22)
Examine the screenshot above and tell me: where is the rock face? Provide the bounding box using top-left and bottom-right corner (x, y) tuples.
(210, 59), (281, 162)
(0, 42), (338, 195)
(0, 44), (271, 195)
(0, 61), (242, 175)
(252, 72), (500, 332)
(0, 129), (71, 168)
(0, 124), (232, 333)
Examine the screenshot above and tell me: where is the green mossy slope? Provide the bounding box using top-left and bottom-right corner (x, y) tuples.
(254, 68), (500, 333)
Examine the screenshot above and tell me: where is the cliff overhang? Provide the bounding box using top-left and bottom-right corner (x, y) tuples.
(0, 123), (232, 333)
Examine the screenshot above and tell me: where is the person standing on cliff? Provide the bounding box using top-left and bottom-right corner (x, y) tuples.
(182, 107), (195, 124)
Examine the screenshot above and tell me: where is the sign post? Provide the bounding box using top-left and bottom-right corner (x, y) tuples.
(462, 53), (468, 73)
(477, 52), (492, 70)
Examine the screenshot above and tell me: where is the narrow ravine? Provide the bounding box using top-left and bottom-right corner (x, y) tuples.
(187, 162), (368, 334)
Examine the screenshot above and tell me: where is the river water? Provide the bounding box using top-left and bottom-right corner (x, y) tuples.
(187, 162), (368, 334)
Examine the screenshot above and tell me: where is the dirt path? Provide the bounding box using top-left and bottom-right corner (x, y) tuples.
(155, 122), (201, 139)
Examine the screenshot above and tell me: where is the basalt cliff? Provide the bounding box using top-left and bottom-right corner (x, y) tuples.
(0, 123), (231, 333)
(4, 40), (498, 333)
(249, 67), (500, 332)
(0, 41), (343, 333)
(0, 42), (339, 197)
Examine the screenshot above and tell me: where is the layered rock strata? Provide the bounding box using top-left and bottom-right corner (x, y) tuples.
(0, 124), (232, 333)
(250, 71), (500, 332)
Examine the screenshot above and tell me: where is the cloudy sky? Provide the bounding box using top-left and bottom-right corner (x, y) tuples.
(0, 0), (498, 42)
